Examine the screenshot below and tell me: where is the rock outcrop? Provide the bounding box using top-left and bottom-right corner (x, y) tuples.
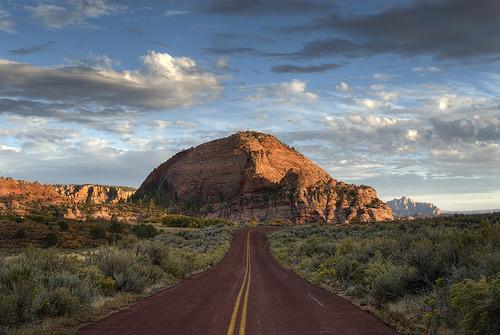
(0, 177), (135, 219)
(386, 196), (444, 217)
(54, 184), (135, 204)
(134, 131), (393, 224)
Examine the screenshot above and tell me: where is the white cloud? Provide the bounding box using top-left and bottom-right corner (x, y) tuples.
(0, 8), (13, 33)
(405, 129), (419, 141)
(434, 94), (485, 111)
(28, 0), (124, 29)
(355, 98), (383, 109)
(216, 56), (229, 70)
(349, 114), (399, 129)
(373, 90), (399, 102)
(412, 66), (441, 73)
(164, 10), (188, 17)
(373, 73), (392, 81)
(370, 84), (385, 91)
(250, 79), (318, 103)
(0, 145), (20, 153)
(0, 51), (222, 110)
(335, 81), (350, 93)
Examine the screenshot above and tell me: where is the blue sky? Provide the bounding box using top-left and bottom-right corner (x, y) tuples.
(1, 0), (500, 210)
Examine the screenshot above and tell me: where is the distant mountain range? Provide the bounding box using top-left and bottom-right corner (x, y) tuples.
(386, 196), (444, 217)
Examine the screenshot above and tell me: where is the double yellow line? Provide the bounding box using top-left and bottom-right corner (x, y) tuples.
(226, 231), (252, 335)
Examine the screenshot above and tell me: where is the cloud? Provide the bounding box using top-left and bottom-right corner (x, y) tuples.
(0, 51), (221, 110)
(286, 0), (500, 61)
(335, 81), (350, 93)
(204, 45), (267, 57)
(405, 129), (419, 142)
(431, 117), (500, 142)
(28, 0), (124, 29)
(271, 63), (341, 73)
(413, 66), (441, 73)
(250, 79), (318, 103)
(0, 116), (206, 186)
(127, 26), (144, 35)
(8, 41), (54, 55)
(215, 56), (230, 70)
(0, 7), (14, 32)
(164, 10), (188, 17)
(203, 0), (332, 16)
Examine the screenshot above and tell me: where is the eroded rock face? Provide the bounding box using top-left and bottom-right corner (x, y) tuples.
(386, 196), (444, 217)
(54, 184), (135, 204)
(134, 131), (393, 224)
(0, 177), (135, 219)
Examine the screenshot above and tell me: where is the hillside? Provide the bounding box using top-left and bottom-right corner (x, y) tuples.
(0, 177), (137, 220)
(134, 131), (393, 224)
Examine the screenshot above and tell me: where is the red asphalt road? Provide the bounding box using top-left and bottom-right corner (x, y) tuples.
(80, 228), (399, 335)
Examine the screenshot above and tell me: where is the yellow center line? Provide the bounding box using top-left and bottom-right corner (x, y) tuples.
(226, 231), (252, 335)
(238, 231), (252, 335)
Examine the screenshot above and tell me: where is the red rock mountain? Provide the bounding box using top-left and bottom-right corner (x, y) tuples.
(0, 177), (135, 218)
(135, 131), (393, 224)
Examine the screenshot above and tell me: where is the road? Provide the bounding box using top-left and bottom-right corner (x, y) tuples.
(79, 228), (399, 335)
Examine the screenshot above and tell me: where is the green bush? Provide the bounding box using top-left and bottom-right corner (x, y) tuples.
(13, 229), (26, 239)
(161, 214), (231, 228)
(366, 262), (419, 302)
(93, 248), (150, 292)
(161, 214), (202, 227)
(450, 277), (500, 335)
(267, 213), (500, 335)
(0, 225), (234, 333)
(89, 225), (106, 240)
(109, 221), (126, 234)
(42, 232), (59, 247)
(58, 220), (69, 231)
(131, 224), (158, 238)
(46, 287), (79, 316)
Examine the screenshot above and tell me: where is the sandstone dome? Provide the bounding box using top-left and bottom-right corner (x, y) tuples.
(134, 131), (393, 224)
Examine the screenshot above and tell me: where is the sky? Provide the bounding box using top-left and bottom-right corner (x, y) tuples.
(0, 0), (499, 211)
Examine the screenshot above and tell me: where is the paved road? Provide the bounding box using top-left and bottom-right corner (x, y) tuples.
(80, 228), (399, 335)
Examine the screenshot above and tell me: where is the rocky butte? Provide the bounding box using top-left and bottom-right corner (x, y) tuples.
(0, 177), (135, 218)
(386, 196), (444, 218)
(54, 184), (135, 205)
(134, 131), (394, 224)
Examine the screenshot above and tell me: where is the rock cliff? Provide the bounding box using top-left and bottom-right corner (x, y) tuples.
(134, 131), (393, 224)
(386, 196), (444, 217)
(0, 177), (135, 219)
(54, 184), (135, 204)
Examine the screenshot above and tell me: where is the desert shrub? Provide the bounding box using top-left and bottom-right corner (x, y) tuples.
(47, 273), (94, 304)
(57, 220), (69, 231)
(161, 214), (231, 228)
(13, 229), (26, 239)
(89, 225), (106, 240)
(108, 221), (126, 234)
(43, 287), (79, 316)
(267, 213), (500, 335)
(92, 248), (150, 292)
(42, 232), (59, 247)
(131, 224), (158, 239)
(366, 261), (419, 302)
(161, 214), (202, 228)
(0, 224), (234, 333)
(450, 277), (500, 335)
(28, 213), (53, 224)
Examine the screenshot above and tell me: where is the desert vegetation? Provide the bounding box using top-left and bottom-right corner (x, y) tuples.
(160, 214), (232, 228)
(0, 225), (234, 335)
(267, 213), (500, 335)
